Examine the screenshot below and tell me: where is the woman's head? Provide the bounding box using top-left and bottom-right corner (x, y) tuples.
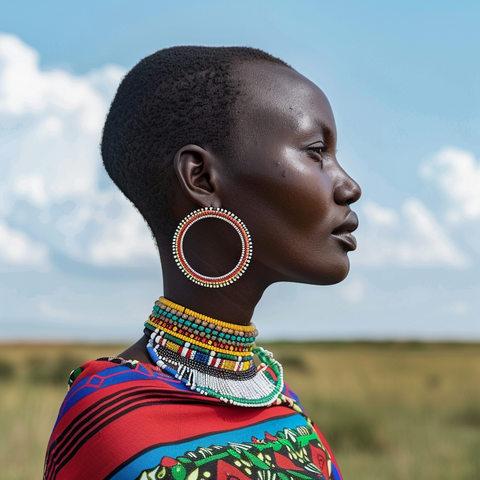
(101, 46), (290, 237)
(102, 46), (360, 294)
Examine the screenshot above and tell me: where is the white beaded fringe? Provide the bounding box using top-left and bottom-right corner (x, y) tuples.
(148, 340), (284, 407)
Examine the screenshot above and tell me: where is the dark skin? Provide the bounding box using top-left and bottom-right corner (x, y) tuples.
(120, 63), (361, 364)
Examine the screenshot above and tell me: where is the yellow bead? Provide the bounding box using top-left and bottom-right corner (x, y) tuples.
(159, 296), (255, 332)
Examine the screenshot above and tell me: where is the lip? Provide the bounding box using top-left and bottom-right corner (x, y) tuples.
(331, 211), (359, 250)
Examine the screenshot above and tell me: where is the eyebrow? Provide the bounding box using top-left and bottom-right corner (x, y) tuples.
(315, 119), (335, 142)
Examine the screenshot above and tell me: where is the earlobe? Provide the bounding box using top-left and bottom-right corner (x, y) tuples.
(173, 145), (221, 208)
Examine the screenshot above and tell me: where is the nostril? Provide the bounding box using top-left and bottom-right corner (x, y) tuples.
(333, 179), (361, 206)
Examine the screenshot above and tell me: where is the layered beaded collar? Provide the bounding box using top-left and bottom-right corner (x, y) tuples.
(144, 297), (284, 407)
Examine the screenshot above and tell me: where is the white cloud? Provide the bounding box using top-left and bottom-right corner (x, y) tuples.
(0, 220), (48, 265)
(38, 301), (77, 321)
(88, 202), (158, 266)
(420, 147), (480, 224)
(357, 198), (468, 268)
(339, 277), (365, 303)
(451, 301), (469, 316)
(362, 202), (399, 227)
(0, 33), (157, 267)
(419, 146), (480, 255)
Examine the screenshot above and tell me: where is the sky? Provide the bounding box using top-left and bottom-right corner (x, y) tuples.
(1, 0), (479, 342)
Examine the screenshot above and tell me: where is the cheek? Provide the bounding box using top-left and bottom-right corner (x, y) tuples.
(264, 169), (333, 235)
(224, 166), (349, 284)
(232, 169), (333, 255)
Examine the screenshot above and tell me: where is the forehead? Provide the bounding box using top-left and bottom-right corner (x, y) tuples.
(233, 62), (336, 140)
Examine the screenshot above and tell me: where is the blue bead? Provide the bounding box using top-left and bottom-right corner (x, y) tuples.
(196, 352), (209, 364)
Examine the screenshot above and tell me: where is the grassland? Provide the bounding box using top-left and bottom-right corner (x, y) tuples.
(0, 342), (479, 480)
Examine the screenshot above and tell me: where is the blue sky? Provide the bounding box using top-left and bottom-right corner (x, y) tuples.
(1, 0), (479, 341)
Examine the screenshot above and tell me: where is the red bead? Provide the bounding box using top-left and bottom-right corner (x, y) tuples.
(160, 457), (177, 467)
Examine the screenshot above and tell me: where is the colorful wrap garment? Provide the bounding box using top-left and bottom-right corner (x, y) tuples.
(44, 357), (343, 480)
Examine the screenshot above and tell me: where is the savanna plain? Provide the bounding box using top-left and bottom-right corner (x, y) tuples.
(0, 342), (479, 480)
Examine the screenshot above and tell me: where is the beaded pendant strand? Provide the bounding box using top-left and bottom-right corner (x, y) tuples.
(145, 297), (284, 407)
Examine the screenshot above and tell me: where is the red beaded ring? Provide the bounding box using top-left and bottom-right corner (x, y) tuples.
(172, 207), (253, 288)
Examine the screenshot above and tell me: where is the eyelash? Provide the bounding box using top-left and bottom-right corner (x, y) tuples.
(309, 146), (327, 155)
(307, 146), (328, 166)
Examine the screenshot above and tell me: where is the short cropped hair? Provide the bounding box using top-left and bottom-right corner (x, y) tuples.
(101, 46), (290, 239)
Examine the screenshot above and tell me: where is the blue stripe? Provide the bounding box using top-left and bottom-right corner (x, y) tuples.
(58, 364), (188, 420)
(109, 413), (308, 480)
(332, 462), (342, 479)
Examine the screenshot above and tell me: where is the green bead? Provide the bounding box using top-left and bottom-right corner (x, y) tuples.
(171, 464), (186, 480)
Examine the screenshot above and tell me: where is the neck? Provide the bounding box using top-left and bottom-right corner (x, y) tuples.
(163, 286), (260, 326)
(162, 264), (270, 325)
(161, 255), (273, 327)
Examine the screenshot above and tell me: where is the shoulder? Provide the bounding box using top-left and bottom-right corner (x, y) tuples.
(44, 358), (196, 480)
(52, 357), (200, 429)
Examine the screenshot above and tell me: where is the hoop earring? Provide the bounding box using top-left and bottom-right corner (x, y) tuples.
(172, 207), (252, 288)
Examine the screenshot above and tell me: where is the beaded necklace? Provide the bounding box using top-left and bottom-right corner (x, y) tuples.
(145, 297), (284, 407)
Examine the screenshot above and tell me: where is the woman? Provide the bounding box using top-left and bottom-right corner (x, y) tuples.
(44, 46), (361, 480)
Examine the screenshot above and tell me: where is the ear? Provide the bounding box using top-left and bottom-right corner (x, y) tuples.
(173, 144), (222, 208)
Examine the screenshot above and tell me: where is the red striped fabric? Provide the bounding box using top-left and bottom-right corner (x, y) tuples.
(44, 358), (343, 480)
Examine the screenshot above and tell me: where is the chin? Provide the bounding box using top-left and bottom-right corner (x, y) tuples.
(327, 270), (350, 285)
(315, 257), (351, 286)
(273, 253), (352, 286)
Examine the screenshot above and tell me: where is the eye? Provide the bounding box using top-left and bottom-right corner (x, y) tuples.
(306, 145), (328, 167)
(308, 146), (327, 155)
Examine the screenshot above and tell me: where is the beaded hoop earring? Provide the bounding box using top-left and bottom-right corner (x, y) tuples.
(172, 207), (252, 288)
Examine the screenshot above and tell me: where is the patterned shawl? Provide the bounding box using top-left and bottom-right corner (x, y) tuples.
(44, 358), (343, 480)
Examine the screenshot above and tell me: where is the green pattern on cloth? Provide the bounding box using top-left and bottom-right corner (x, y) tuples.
(137, 426), (332, 480)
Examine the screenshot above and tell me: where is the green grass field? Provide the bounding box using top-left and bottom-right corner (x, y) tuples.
(1, 342), (479, 480)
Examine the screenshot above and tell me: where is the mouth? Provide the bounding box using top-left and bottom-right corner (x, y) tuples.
(331, 211), (359, 251)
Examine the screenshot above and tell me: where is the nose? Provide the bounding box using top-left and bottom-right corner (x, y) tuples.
(333, 168), (361, 206)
